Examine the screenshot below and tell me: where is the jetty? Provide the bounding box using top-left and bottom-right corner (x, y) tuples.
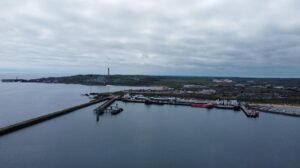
(95, 96), (120, 115)
(241, 104), (259, 118)
(0, 97), (109, 136)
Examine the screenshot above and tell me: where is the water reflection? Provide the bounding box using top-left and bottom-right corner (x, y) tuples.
(1, 101), (299, 168)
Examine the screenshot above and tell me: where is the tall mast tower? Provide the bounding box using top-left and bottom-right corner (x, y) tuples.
(107, 67), (110, 85)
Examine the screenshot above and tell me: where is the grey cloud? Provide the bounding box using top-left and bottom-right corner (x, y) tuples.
(0, 0), (300, 77)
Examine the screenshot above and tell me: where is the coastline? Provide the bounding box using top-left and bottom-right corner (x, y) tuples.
(250, 103), (300, 117)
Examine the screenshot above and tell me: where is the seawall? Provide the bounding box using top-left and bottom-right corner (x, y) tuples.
(0, 97), (108, 136)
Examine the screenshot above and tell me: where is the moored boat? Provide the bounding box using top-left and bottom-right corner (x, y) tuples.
(214, 104), (235, 110)
(145, 100), (165, 105)
(191, 103), (213, 109)
(234, 106), (240, 111)
(111, 108), (123, 115)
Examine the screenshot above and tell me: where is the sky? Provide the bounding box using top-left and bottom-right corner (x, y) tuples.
(0, 0), (300, 77)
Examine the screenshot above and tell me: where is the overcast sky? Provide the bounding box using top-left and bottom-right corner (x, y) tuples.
(0, 0), (299, 77)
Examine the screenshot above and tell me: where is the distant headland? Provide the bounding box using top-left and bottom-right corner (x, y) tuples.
(2, 74), (300, 105)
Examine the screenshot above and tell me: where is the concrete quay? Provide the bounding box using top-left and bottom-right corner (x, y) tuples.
(94, 96), (120, 115)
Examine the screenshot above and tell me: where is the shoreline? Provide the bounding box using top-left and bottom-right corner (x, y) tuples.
(1, 80), (164, 88)
(249, 103), (300, 117)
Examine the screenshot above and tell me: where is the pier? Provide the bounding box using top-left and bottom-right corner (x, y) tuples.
(95, 96), (120, 115)
(241, 104), (259, 118)
(121, 94), (262, 118)
(0, 97), (109, 136)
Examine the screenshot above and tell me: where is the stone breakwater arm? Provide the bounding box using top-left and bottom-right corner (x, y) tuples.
(0, 97), (108, 136)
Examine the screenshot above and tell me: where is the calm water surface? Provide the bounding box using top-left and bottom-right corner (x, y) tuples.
(0, 80), (152, 127)
(0, 101), (299, 168)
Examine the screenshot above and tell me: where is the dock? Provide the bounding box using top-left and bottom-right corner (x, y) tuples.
(121, 98), (191, 106)
(95, 96), (120, 115)
(241, 104), (259, 118)
(0, 97), (109, 136)
(122, 96), (261, 118)
(214, 104), (240, 111)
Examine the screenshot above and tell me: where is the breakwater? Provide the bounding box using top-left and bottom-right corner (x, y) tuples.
(0, 97), (109, 136)
(252, 107), (300, 117)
